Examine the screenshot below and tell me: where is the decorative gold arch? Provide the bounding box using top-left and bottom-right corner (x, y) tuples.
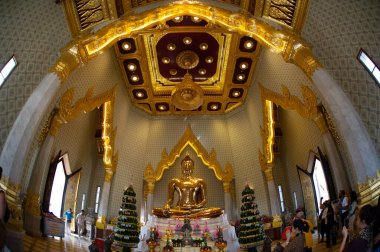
(51, 2), (321, 83)
(144, 125), (234, 193)
(49, 85), (119, 177)
(258, 83), (328, 179)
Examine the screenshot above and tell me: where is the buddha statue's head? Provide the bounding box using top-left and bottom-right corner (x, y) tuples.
(181, 155), (194, 176)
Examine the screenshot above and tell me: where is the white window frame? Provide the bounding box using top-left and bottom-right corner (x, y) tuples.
(358, 49), (380, 86)
(0, 55), (17, 88)
(278, 185), (285, 212)
(95, 186), (101, 213)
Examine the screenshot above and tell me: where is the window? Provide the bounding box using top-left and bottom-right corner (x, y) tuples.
(313, 158), (330, 215)
(278, 185), (285, 212)
(293, 192), (298, 209)
(358, 49), (380, 86)
(0, 56), (17, 88)
(81, 194), (86, 211)
(95, 186), (101, 213)
(48, 160), (66, 217)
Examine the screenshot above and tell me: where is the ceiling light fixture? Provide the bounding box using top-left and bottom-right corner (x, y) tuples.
(131, 75), (140, 82)
(237, 74), (245, 81)
(199, 43), (208, 50)
(162, 57), (170, 64)
(128, 63), (137, 71)
(183, 37), (192, 45)
(239, 62), (249, 70)
(205, 56), (213, 63)
(244, 41), (254, 49)
(122, 42), (131, 51)
(167, 43), (176, 51)
(191, 16), (201, 23)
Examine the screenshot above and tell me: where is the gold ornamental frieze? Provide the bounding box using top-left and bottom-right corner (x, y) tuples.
(144, 125), (234, 188)
(357, 171), (380, 207)
(259, 83), (328, 134)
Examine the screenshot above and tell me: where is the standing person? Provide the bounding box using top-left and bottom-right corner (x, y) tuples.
(347, 191), (358, 233)
(339, 204), (374, 252)
(76, 209), (86, 237)
(0, 166), (7, 250)
(64, 208), (73, 234)
(295, 210), (313, 252)
(338, 190), (349, 228)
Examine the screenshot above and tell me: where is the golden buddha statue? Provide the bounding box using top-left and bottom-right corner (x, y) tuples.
(152, 155), (222, 219)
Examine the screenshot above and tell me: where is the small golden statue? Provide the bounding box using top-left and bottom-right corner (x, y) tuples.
(152, 155), (222, 218)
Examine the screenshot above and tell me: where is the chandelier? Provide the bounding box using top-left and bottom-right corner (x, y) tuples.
(171, 50), (204, 110)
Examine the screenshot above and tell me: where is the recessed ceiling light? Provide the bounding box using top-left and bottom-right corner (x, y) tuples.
(198, 69), (206, 75)
(170, 69), (177, 75)
(239, 62), (249, 70)
(183, 37), (192, 45)
(158, 104), (166, 110)
(237, 74), (245, 81)
(205, 56), (213, 63)
(122, 42), (131, 51)
(127, 63), (136, 71)
(244, 40), (254, 49)
(167, 43), (176, 51)
(162, 57), (170, 64)
(173, 16), (183, 22)
(232, 91), (241, 97)
(131, 75), (140, 82)
(211, 104), (219, 110)
(199, 43), (208, 50)
(191, 16), (201, 23)
(136, 92), (144, 98)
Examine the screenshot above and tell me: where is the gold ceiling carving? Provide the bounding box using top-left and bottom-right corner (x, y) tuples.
(144, 125), (234, 185)
(259, 83), (328, 134)
(262, 0), (310, 32)
(54, 2), (321, 84)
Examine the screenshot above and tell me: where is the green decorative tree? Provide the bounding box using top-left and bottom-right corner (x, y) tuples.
(238, 184), (264, 249)
(114, 185), (139, 251)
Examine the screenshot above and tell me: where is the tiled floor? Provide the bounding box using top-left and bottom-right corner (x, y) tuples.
(23, 234), (91, 252)
(22, 232), (342, 251)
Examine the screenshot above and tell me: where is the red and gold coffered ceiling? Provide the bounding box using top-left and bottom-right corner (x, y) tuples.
(114, 16), (260, 115)
(62, 0), (309, 115)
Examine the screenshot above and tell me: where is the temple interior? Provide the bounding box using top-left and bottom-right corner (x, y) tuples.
(0, 0), (379, 251)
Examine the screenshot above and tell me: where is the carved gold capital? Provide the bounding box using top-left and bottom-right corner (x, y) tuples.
(96, 215), (107, 229)
(105, 169), (114, 182)
(25, 191), (41, 217)
(50, 43), (87, 83)
(223, 182), (231, 193)
(282, 37), (322, 78)
(263, 168), (274, 181)
(146, 182), (155, 194)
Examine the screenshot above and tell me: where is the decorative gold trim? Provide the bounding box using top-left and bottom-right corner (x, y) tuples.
(24, 190), (41, 217)
(223, 182), (231, 193)
(49, 86), (119, 182)
(49, 86), (116, 136)
(144, 163), (156, 194)
(259, 84), (328, 134)
(282, 37), (323, 78)
(0, 178), (23, 231)
(357, 171), (380, 207)
(144, 125), (234, 185)
(96, 215), (107, 229)
(53, 2), (321, 84)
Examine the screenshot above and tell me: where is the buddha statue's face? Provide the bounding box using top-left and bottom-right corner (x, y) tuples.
(181, 158), (194, 177)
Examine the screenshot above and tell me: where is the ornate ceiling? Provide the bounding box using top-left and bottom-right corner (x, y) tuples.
(62, 0), (309, 115)
(115, 16), (260, 115)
